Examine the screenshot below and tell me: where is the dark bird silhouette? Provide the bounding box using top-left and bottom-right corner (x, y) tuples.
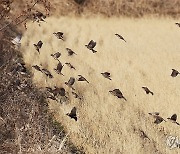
(41, 68), (53, 78)
(72, 91), (82, 100)
(32, 11), (46, 23)
(54, 62), (64, 75)
(32, 65), (42, 72)
(139, 129), (150, 140)
(65, 62), (76, 70)
(51, 52), (61, 61)
(34, 40), (43, 53)
(101, 72), (112, 80)
(171, 69), (180, 77)
(109, 89), (127, 101)
(167, 114), (180, 125)
(65, 77), (75, 90)
(175, 23), (180, 27)
(77, 75), (89, 83)
(115, 34), (126, 42)
(66, 48), (77, 56)
(53, 32), (64, 41)
(142, 87), (153, 95)
(85, 40), (97, 53)
(148, 112), (166, 124)
(66, 107), (77, 121)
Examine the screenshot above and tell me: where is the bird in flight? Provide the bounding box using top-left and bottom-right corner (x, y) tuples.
(51, 52), (61, 61)
(171, 69), (180, 77)
(32, 65), (42, 72)
(66, 107), (77, 121)
(101, 72), (112, 80)
(77, 75), (89, 83)
(41, 68), (53, 78)
(142, 87), (153, 95)
(65, 77), (75, 90)
(167, 114), (180, 126)
(115, 34), (126, 42)
(85, 40), (97, 53)
(65, 62), (76, 70)
(53, 32), (64, 41)
(32, 11), (46, 24)
(66, 48), (77, 56)
(175, 23), (180, 27)
(109, 89), (127, 101)
(148, 112), (166, 124)
(54, 62), (64, 76)
(34, 40), (43, 53)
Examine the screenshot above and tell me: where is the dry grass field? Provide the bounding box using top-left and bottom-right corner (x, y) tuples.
(20, 16), (180, 153)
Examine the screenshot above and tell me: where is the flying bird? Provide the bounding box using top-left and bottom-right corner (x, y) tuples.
(65, 62), (76, 70)
(85, 40), (97, 53)
(34, 40), (43, 53)
(109, 89), (127, 101)
(72, 91), (82, 100)
(175, 23), (180, 27)
(171, 69), (180, 77)
(142, 87), (153, 95)
(53, 32), (64, 41)
(54, 62), (64, 75)
(148, 112), (166, 124)
(32, 11), (46, 23)
(115, 34), (126, 42)
(32, 65), (42, 72)
(66, 107), (77, 121)
(51, 52), (61, 61)
(167, 114), (180, 125)
(65, 77), (75, 90)
(77, 75), (89, 83)
(41, 68), (53, 78)
(66, 48), (77, 56)
(101, 72), (112, 80)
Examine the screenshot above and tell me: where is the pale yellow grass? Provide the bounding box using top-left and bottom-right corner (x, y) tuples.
(21, 16), (180, 154)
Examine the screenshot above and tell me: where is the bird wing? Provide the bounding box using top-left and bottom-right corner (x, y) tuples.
(37, 41), (43, 48)
(171, 114), (177, 121)
(70, 107), (77, 116)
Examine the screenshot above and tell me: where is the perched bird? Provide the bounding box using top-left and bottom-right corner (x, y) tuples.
(54, 62), (64, 75)
(77, 75), (89, 83)
(85, 40), (97, 53)
(53, 32), (64, 41)
(66, 48), (77, 56)
(11, 35), (22, 46)
(142, 87), (153, 95)
(167, 114), (180, 125)
(101, 72), (112, 80)
(171, 69), (179, 77)
(175, 23), (180, 27)
(109, 89), (127, 101)
(148, 112), (166, 124)
(50, 52), (61, 61)
(41, 68), (53, 78)
(115, 34), (126, 42)
(32, 65), (42, 72)
(65, 77), (75, 90)
(34, 40), (43, 53)
(66, 107), (77, 121)
(65, 62), (76, 70)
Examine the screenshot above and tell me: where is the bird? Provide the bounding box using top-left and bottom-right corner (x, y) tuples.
(167, 114), (180, 125)
(50, 52), (61, 61)
(142, 87), (153, 95)
(11, 35), (22, 46)
(41, 68), (53, 78)
(72, 91), (82, 100)
(51, 87), (66, 97)
(109, 89), (127, 101)
(66, 107), (77, 121)
(34, 40), (43, 53)
(175, 23), (180, 27)
(171, 69), (179, 77)
(32, 11), (46, 23)
(65, 77), (75, 90)
(54, 62), (64, 75)
(85, 40), (97, 53)
(101, 72), (112, 80)
(53, 32), (64, 41)
(148, 112), (166, 124)
(66, 48), (77, 56)
(77, 75), (89, 83)
(32, 65), (42, 72)
(65, 62), (76, 70)
(115, 34), (126, 42)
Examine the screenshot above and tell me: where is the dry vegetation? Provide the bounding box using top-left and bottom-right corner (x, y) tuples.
(1, 0), (180, 154)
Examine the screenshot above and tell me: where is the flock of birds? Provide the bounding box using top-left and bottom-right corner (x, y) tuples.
(11, 13), (180, 125)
